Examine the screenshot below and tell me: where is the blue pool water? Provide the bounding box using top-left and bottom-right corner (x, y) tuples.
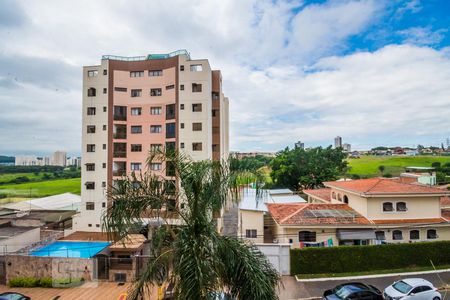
(30, 241), (110, 258)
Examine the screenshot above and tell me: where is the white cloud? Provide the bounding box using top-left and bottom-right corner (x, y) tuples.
(398, 26), (447, 46)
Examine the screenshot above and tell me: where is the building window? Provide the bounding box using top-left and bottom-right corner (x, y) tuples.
(87, 70), (98, 77)
(192, 143), (202, 151)
(102, 163), (106, 168)
(166, 104), (175, 120)
(383, 202), (394, 212)
(86, 202), (95, 210)
(180, 142), (185, 149)
(375, 231), (385, 240)
(299, 231), (316, 242)
(190, 64), (203, 72)
(192, 103), (202, 112)
(180, 65), (184, 71)
(113, 106), (127, 121)
(130, 163), (142, 171)
(150, 107), (162, 115)
(180, 84), (184, 91)
(410, 230), (420, 240)
(85, 182), (95, 190)
(87, 144), (96, 152)
(113, 143), (127, 158)
(103, 88), (107, 94)
(130, 71), (144, 77)
(150, 88), (162, 96)
(166, 123), (176, 138)
(87, 125), (96, 134)
(131, 144), (142, 152)
(343, 195), (349, 204)
(88, 224), (92, 227)
(147, 145), (160, 153)
(114, 87), (127, 92)
(180, 123), (184, 129)
(102, 144), (106, 150)
(87, 88), (96, 97)
(102, 182), (106, 188)
(396, 202), (407, 212)
(86, 163), (95, 171)
(131, 126), (142, 134)
(113, 124), (127, 139)
(103, 69), (107, 75)
(96, 224), (100, 228)
(192, 122), (202, 131)
(103, 106), (107, 112)
(87, 107), (96, 115)
(245, 229), (257, 239)
(103, 125), (107, 131)
(180, 104), (184, 110)
(166, 84), (175, 90)
(392, 230), (403, 240)
(427, 229), (437, 239)
(131, 89), (142, 97)
(149, 70), (163, 76)
(331, 192), (336, 200)
(150, 163), (162, 171)
(102, 202), (106, 208)
(150, 125), (162, 133)
(131, 107), (142, 115)
(192, 83), (202, 93)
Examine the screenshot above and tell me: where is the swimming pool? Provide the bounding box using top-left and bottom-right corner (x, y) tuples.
(30, 241), (110, 258)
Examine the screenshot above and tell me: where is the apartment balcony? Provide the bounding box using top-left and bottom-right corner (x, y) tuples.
(113, 124), (127, 139)
(113, 143), (127, 158)
(113, 161), (126, 177)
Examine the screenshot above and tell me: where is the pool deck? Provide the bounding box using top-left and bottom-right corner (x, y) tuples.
(61, 231), (112, 241)
(0, 282), (158, 299)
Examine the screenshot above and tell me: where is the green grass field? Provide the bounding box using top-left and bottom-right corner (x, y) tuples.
(0, 172), (45, 184)
(0, 178), (81, 198)
(347, 155), (450, 177)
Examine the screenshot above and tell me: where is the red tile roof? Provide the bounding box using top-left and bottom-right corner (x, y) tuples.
(441, 196), (450, 207)
(324, 178), (449, 195)
(303, 188), (331, 202)
(267, 203), (371, 226)
(371, 218), (447, 225)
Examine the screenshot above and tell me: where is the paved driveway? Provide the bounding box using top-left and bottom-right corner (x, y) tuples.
(278, 271), (450, 300)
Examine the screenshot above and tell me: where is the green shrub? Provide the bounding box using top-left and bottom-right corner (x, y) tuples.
(290, 241), (450, 275)
(9, 277), (54, 288)
(39, 277), (53, 288)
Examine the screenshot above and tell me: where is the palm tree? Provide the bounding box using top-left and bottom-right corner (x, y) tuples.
(103, 152), (280, 300)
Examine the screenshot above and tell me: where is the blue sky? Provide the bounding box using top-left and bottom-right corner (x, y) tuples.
(0, 0), (449, 156)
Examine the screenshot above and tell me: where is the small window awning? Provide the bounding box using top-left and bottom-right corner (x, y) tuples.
(337, 229), (376, 240)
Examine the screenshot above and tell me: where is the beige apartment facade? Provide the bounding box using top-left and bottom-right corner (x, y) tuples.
(73, 50), (229, 232)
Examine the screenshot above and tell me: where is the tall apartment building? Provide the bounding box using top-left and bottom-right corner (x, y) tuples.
(72, 50), (229, 232)
(334, 136), (342, 148)
(52, 151), (67, 167)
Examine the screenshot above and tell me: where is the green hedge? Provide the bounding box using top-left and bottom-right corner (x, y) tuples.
(9, 277), (83, 288)
(291, 241), (450, 275)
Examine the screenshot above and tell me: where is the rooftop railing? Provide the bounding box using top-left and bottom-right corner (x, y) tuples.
(102, 49), (190, 61)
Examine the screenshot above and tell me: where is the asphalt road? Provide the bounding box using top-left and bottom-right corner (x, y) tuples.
(279, 271), (450, 300)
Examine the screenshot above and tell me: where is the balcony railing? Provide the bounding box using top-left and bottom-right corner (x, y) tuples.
(113, 151), (127, 158)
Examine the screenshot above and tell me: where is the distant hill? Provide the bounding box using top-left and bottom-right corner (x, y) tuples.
(0, 156), (14, 164)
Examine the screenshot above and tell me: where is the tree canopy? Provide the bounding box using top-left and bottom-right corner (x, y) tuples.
(269, 146), (347, 191)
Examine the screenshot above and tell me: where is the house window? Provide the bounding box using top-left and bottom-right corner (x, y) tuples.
(131, 126), (142, 134)
(103, 69), (107, 75)
(166, 84), (175, 90)
(86, 163), (95, 171)
(130, 71), (144, 77)
(180, 142), (185, 149)
(150, 88), (162, 96)
(410, 230), (420, 240)
(427, 229), (437, 239)
(87, 88), (96, 97)
(383, 202), (394, 212)
(87, 107), (96, 115)
(131, 89), (142, 97)
(103, 106), (107, 112)
(149, 70), (163, 76)
(180, 123), (184, 129)
(343, 195), (349, 204)
(192, 83), (202, 93)
(150, 125), (162, 133)
(103, 88), (107, 94)
(166, 123), (176, 138)
(375, 231), (385, 240)
(192, 122), (202, 131)
(102, 163), (106, 168)
(102, 144), (106, 150)
(86, 202), (95, 210)
(85, 182), (95, 190)
(114, 87), (127, 92)
(150, 163), (162, 171)
(180, 84), (184, 90)
(102, 202), (106, 208)
(190, 64), (203, 72)
(150, 144), (162, 152)
(87, 144), (96, 152)
(180, 65), (184, 71)
(131, 144), (142, 152)
(87, 70), (98, 77)
(102, 182), (106, 188)
(88, 224), (92, 227)
(87, 125), (96, 134)
(150, 107), (162, 115)
(192, 143), (202, 151)
(392, 230), (403, 240)
(396, 202), (407, 212)
(245, 229), (257, 238)
(180, 104), (184, 110)
(192, 104), (202, 112)
(130, 163), (142, 171)
(103, 125), (107, 131)
(299, 231), (316, 242)
(131, 107), (142, 115)
(166, 104), (175, 120)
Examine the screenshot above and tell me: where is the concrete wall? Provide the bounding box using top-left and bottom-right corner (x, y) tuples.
(367, 196), (441, 220)
(278, 226), (338, 246)
(255, 244), (290, 275)
(5, 255), (94, 283)
(238, 210), (264, 243)
(374, 225), (450, 243)
(0, 228), (40, 254)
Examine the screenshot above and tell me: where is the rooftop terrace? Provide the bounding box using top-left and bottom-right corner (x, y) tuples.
(102, 49), (190, 61)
